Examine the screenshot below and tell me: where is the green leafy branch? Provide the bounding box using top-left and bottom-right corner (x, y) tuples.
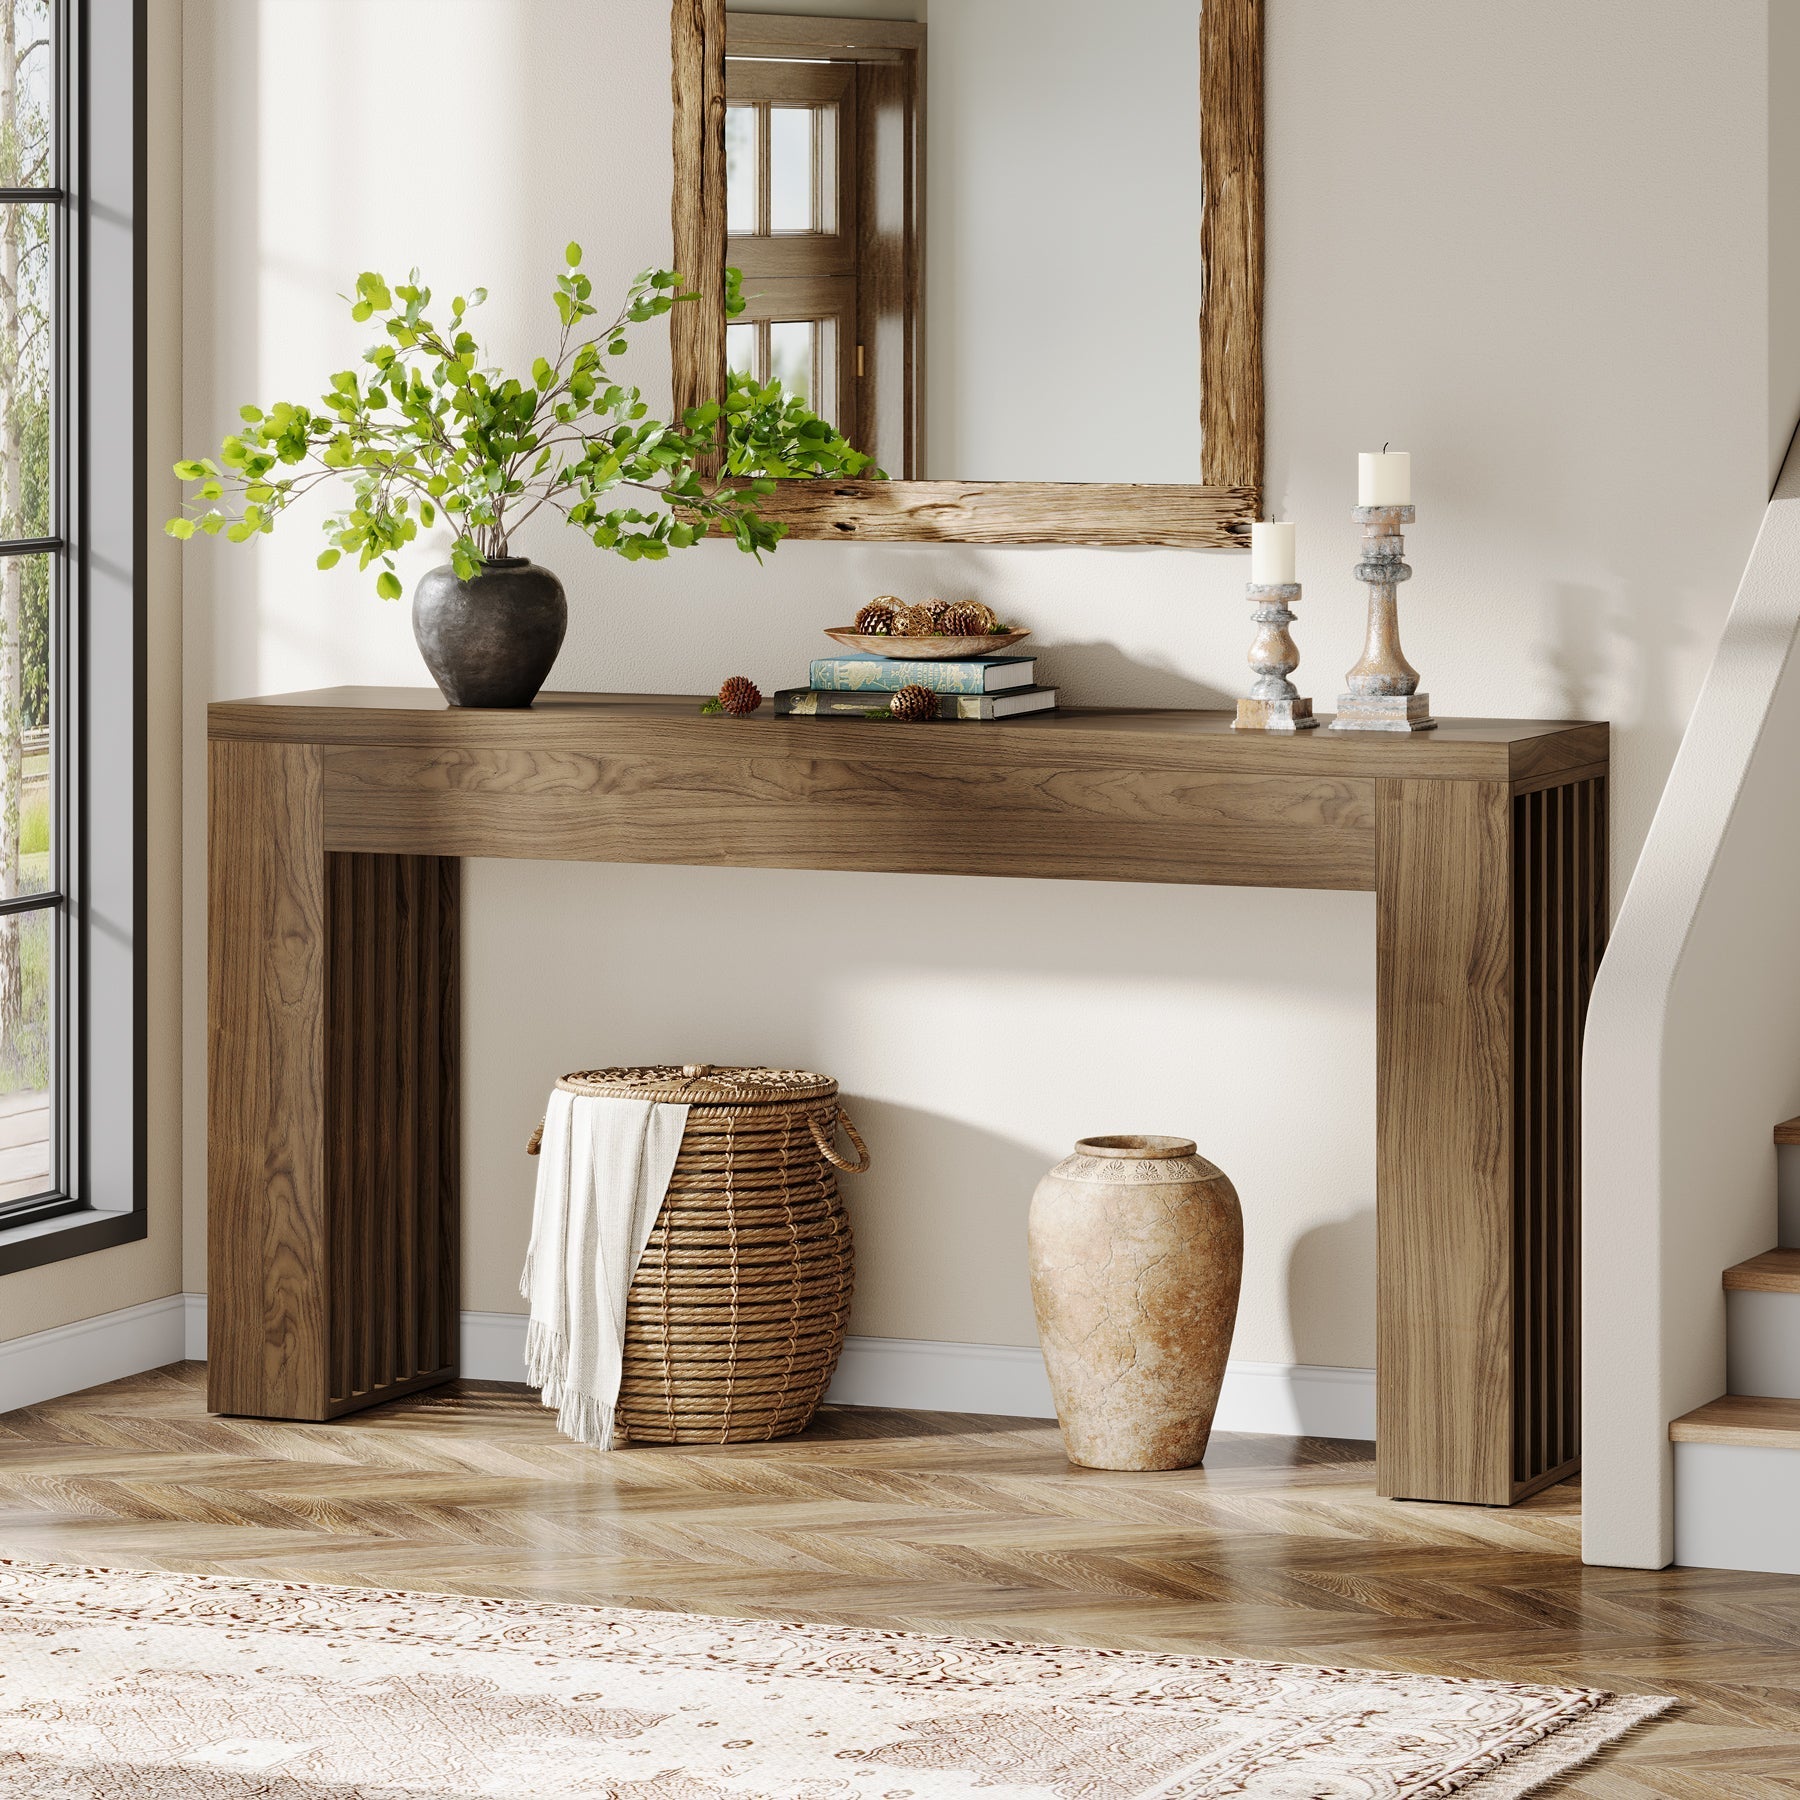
(165, 247), (878, 596)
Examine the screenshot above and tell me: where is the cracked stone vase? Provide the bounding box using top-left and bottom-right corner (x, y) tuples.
(1028, 1134), (1242, 1471)
(411, 556), (567, 708)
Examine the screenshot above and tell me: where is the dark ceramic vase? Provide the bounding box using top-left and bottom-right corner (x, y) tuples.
(411, 557), (568, 708)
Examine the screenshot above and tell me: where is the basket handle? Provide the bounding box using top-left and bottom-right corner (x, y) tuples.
(809, 1105), (871, 1174)
(526, 1120), (543, 1157)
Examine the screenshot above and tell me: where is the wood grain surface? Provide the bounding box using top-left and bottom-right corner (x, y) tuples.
(1776, 1116), (1800, 1145)
(1670, 1393), (1800, 1447)
(210, 691), (1606, 783)
(724, 11), (925, 53)
(1723, 1249), (1800, 1293)
(207, 739), (329, 1420)
(8, 1371), (1791, 1795)
(729, 479), (1260, 549)
(670, 0), (727, 472)
(1199, 0), (1262, 491)
(1375, 778), (1516, 1505)
(320, 744), (1378, 891)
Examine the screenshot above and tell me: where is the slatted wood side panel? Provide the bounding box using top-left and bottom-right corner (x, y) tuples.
(1511, 776), (1607, 1494)
(324, 853), (461, 1415)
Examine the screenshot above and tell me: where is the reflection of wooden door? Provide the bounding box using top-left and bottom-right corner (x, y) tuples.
(725, 59), (860, 445)
(724, 15), (922, 477)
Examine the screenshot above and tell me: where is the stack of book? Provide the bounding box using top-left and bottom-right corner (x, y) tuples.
(775, 653), (1058, 720)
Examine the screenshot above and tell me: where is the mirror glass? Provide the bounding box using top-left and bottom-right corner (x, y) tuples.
(723, 2), (1203, 484)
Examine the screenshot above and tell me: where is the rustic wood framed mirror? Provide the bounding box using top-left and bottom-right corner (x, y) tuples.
(671, 0), (1262, 548)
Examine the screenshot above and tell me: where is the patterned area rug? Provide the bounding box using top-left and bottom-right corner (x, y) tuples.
(0, 1558), (1671, 1798)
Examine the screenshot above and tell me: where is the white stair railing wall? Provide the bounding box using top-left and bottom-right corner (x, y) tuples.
(1583, 432), (1800, 1568)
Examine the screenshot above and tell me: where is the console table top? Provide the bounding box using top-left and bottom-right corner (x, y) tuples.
(209, 687), (1607, 785)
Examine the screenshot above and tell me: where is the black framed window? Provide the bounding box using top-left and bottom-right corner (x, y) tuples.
(0, 0), (144, 1275)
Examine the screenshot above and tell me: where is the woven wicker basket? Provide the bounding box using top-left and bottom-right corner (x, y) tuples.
(529, 1063), (868, 1445)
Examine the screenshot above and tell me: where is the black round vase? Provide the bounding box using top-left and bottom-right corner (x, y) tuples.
(411, 557), (568, 708)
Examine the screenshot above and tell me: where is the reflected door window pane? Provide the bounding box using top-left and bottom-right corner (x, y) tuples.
(769, 107), (815, 233)
(725, 105), (758, 234)
(768, 320), (816, 405)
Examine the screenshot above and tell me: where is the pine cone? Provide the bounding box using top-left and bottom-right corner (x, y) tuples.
(889, 684), (939, 722)
(939, 600), (999, 637)
(854, 598), (899, 635)
(890, 602), (939, 637)
(921, 597), (951, 626)
(717, 675), (763, 716)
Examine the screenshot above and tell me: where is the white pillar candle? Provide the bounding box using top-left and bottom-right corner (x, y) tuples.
(1359, 450), (1411, 506)
(1249, 520), (1295, 585)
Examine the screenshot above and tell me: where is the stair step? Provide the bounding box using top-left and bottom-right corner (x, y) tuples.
(1724, 1249), (1800, 1292)
(1670, 1394), (1800, 1447)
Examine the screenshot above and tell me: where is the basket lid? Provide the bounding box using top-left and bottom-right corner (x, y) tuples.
(554, 1063), (839, 1106)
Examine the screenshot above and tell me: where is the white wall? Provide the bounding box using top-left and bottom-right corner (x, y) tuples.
(176, 0), (1778, 1427)
(1770, 0), (1800, 480)
(0, 0), (183, 1345)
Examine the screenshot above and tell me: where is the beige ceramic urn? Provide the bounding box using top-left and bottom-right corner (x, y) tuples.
(1028, 1135), (1243, 1471)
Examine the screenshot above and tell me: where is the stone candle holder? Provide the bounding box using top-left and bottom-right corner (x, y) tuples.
(1330, 504), (1436, 732)
(1233, 581), (1318, 732)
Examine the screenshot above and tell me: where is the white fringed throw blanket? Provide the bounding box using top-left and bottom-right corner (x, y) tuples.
(521, 1087), (690, 1448)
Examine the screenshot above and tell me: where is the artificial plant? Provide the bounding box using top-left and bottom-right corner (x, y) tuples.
(166, 246), (876, 592)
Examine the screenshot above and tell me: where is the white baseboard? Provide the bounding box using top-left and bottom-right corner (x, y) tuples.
(461, 1309), (1376, 1441)
(0, 1293), (189, 1415)
(19, 1295), (1376, 1444)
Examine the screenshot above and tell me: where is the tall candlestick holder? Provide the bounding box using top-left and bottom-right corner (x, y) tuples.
(1330, 504), (1436, 732)
(1233, 582), (1318, 732)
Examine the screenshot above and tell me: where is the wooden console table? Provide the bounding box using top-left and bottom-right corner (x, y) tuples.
(207, 689), (1607, 1506)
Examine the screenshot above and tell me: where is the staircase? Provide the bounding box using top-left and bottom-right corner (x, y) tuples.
(1669, 1118), (1800, 1571)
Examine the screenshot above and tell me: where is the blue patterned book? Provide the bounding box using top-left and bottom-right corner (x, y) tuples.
(808, 655), (1036, 695)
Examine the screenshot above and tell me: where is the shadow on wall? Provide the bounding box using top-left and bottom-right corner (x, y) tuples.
(459, 860), (1377, 1355)
(1536, 581), (1698, 825)
(833, 1097), (1050, 1344)
(1285, 1209), (1377, 1368)
(1037, 642), (1234, 710)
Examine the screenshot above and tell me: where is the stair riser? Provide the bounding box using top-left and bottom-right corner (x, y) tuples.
(1726, 1289), (1800, 1399)
(1674, 1441), (1800, 1572)
(1781, 1142), (1800, 1248)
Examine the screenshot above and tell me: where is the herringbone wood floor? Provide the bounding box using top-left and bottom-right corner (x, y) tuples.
(2, 1364), (1796, 1795)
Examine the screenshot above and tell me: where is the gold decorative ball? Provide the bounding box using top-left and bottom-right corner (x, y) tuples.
(939, 600), (999, 637)
(889, 684), (939, 722)
(890, 602), (939, 638)
(717, 675), (763, 716)
(854, 598), (899, 635)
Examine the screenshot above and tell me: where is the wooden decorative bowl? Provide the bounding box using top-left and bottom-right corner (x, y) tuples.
(824, 627), (1031, 660)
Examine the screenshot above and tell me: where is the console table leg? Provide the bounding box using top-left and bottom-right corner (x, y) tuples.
(208, 738), (330, 1418)
(1375, 777), (1515, 1504)
(209, 735), (460, 1420)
